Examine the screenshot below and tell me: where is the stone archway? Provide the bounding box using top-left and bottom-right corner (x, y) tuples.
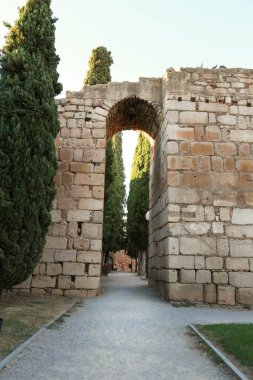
(13, 68), (253, 307)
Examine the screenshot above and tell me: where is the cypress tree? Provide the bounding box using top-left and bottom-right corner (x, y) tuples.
(0, 0), (62, 290)
(84, 46), (113, 86)
(127, 133), (150, 254)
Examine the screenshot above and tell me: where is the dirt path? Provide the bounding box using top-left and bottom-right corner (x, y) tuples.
(1, 272), (253, 379)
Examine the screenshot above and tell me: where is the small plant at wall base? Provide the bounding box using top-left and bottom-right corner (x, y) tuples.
(0, 0), (62, 292)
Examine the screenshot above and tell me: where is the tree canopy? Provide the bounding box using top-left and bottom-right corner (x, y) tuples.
(0, 0), (61, 290)
(84, 46), (113, 86)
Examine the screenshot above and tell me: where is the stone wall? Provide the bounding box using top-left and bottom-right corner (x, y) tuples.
(11, 79), (162, 297)
(11, 68), (253, 305)
(148, 67), (253, 305)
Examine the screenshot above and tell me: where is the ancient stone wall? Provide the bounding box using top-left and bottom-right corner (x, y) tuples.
(11, 79), (162, 297)
(11, 68), (253, 305)
(148, 67), (253, 305)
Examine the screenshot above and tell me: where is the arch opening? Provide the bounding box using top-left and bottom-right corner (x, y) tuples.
(106, 96), (162, 142)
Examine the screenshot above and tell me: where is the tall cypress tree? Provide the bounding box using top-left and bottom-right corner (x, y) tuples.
(84, 46), (113, 86)
(0, 0), (62, 290)
(84, 47), (125, 263)
(127, 134), (150, 254)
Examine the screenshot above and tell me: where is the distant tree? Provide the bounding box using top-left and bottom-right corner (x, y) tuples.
(84, 46), (113, 86)
(0, 0), (62, 291)
(103, 134), (126, 263)
(127, 134), (150, 259)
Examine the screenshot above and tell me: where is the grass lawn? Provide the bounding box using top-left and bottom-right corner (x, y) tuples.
(0, 295), (76, 361)
(197, 323), (253, 377)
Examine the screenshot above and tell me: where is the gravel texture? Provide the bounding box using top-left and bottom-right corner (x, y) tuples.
(1, 272), (253, 380)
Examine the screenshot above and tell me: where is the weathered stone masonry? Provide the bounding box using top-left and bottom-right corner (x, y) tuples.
(12, 67), (253, 305)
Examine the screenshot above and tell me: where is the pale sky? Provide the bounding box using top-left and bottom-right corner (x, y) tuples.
(1, 0), (253, 194)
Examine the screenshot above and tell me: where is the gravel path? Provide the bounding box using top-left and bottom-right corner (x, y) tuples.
(1, 272), (253, 380)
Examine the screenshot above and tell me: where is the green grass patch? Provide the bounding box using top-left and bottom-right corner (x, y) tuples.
(0, 295), (76, 361)
(197, 323), (253, 368)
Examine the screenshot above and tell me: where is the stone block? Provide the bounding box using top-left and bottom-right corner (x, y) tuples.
(47, 264), (62, 276)
(88, 264), (101, 277)
(180, 237), (216, 256)
(60, 148), (73, 162)
(213, 271), (228, 284)
(212, 222), (224, 234)
(83, 150), (106, 164)
(42, 249), (55, 263)
(31, 276), (56, 288)
(168, 204), (180, 222)
(79, 198), (103, 211)
(181, 172), (209, 189)
(179, 269), (195, 283)
(230, 239), (253, 257)
(211, 157), (223, 172)
(229, 272), (253, 287)
(70, 186), (92, 198)
(166, 111), (178, 123)
(168, 188), (199, 204)
(74, 173), (104, 186)
(191, 142), (214, 155)
(75, 276), (100, 290)
(217, 285), (235, 305)
(51, 210), (61, 223)
(167, 255), (194, 269)
(52, 289), (64, 296)
(67, 210), (91, 222)
(179, 112), (208, 124)
(204, 284), (217, 303)
(230, 130), (253, 142)
(81, 223), (102, 239)
(195, 256), (205, 269)
(166, 100), (195, 111)
(87, 289), (99, 297)
(217, 239), (229, 256)
(232, 208), (253, 225)
(184, 222), (210, 235)
(181, 205), (204, 222)
(236, 288), (253, 305)
(45, 236), (67, 250)
(166, 237), (179, 255)
(236, 159), (253, 172)
(226, 258), (249, 271)
(55, 250), (76, 262)
(167, 156), (198, 170)
(93, 186), (104, 199)
(206, 257), (223, 270)
(196, 270), (211, 283)
(167, 142), (178, 154)
(90, 240), (102, 251)
(226, 226), (253, 238)
(166, 283), (203, 302)
(198, 102), (228, 113)
(168, 125), (194, 141)
(63, 262), (85, 275)
(77, 251), (101, 263)
(206, 126), (221, 141)
(73, 238), (89, 250)
(70, 162), (93, 173)
(58, 276), (71, 289)
(204, 206), (215, 221)
(220, 208), (230, 221)
(217, 115), (236, 125)
(65, 290), (87, 298)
